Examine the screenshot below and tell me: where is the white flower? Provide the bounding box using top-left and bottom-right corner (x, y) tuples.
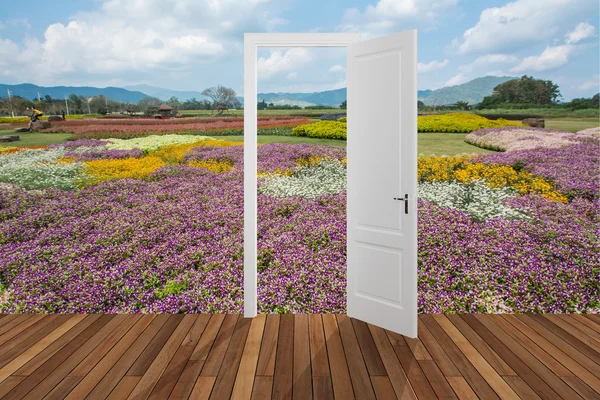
(418, 180), (528, 221)
(106, 135), (212, 152)
(259, 160), (346, 199)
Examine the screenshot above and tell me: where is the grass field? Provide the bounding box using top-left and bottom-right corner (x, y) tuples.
(0, 130), (74, 147)
(180, 109), (344, 117)
(545, 117), (600, 132)
(1, 117), (597, 155)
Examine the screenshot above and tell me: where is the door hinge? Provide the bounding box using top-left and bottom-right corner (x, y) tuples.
(393, 194), (409, 214)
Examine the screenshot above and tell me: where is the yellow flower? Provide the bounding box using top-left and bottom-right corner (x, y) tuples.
(84, 156), (166, 184)
(188, 159), (234, 173)
(418, 155), (568, 203)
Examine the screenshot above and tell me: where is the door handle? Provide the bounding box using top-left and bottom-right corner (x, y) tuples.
(393, 194), (409, 214)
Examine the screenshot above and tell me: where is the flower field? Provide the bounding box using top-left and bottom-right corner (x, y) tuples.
(36, 116), (309, 139)
(0, 124), (598, 314)
(290, 113), (524, 140)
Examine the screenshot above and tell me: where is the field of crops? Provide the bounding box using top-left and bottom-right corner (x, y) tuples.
(0, 114), (597, 314)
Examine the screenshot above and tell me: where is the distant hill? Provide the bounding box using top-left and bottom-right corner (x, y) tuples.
(1, 77), (517, 108)
(421, 76), (515, 106)
(0, 83), (149, 103)
(124, 84), (207, 102)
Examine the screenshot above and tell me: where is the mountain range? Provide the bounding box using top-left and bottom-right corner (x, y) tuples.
(1, 76), (516, 107)
(0, 83), (149, 103)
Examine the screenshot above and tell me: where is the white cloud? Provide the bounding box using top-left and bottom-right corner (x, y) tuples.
(287, 72), (297, 80)
(258, 48), (312, 80)
(328, 64), (346, 73)
(578, 75), (599, 90)
(511, 44), (575, 73)
(0, 0), (284, 87)
(418, 59), (449, 73)
(338, 0), (458, 36)
(565, 22), (595, 44)
(445, 73), (468, 86)
(455, 0), (597, 54)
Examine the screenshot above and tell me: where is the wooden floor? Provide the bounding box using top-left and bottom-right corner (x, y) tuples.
(0, 315), (598, 399)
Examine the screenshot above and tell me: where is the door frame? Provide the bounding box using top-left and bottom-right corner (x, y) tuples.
(244, 33), (361, 317)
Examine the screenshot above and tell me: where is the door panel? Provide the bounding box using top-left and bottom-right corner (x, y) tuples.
(347, 30), (417, 338)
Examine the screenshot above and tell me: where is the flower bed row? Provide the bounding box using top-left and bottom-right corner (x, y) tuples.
(41, 118), (309, 138)
(464, 126), (599, 151)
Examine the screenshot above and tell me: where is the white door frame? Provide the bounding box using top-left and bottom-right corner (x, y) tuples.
(244, 33), (360, 317)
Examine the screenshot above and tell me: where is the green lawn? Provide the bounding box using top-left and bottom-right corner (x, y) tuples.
(0, 130), (74, 147)
(2, 116), (596, 155)
(545, 117), (599, 132)
(220, 135), (347, 147)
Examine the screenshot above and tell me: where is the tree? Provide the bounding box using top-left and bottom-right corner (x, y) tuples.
(201, 85), (237, 114)
(455, 101), (469, 110)
(479, 75), (561, 108)
(257, 100), (267, 110)
(417, 100), (424, 110)
(138, 97), (162, 115)
(166, 96), (181, 111)
(340, 100), (347, 109)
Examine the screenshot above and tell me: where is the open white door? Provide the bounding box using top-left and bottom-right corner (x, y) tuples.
(347, 30), (417, 338)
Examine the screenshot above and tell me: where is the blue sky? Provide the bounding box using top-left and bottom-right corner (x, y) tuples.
(0, 0), (598, 100)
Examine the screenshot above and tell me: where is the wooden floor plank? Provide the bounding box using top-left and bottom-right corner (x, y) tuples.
(208, 316), (252, 400)
(256, 315), (280, 377)
(386, 329), (437, 399)
(0, 376), (25, 399)
(572, 314), (600, 334)
(446, 314), (515, 376)
(0, 314), (596, 400)
(12, 315), (102, 378)
(0, 315), (32, 336)
(502, 376), (541, 400)
(491, 314), (572, 378)
(127, 314), (184, 377)
(502, 314), (600, 394)
(0, 314), (87, 385)
(13, 314), (124, 400)
(0, 315), (46, 347)
(312, 376), (334, 400)
(190, 376), (216, 400)
(251, 376), (273, 400)
(272, 314), (294, 400)
(418, 360), (457, 399)
(201, 314), (240, 377)
(446, 376), (478, 400)
(171, 315), (225, 399)
(370, 376), (397, 400)
(63, 315), (155, 400)
(433, 314), (518, 399)
(416, 318), (461, 377)
(127, 314), (197, 400)
(232, 314), (267, 400)
(308, 314), (329, 378)
(87, 315), (171, 399)
(368, 324), (416, 400)
(291, 314), (312, 400)
(336, 315), (376, 400)
(420, 315), (499, 400)
(530, 314), (600, 365)
(561, 375), (600, 400)
(351, 318), (387, 376)
(107, 376), (141, 400)
(549, 314), (600, 346)
(148, 315), (210, 400)
(0, 315), (64, 369)
(2, 315), (109, 400)
(473, 314), (582, 400)
(322, 315), (354, 399)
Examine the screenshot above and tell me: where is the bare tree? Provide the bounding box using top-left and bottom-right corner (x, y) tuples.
(201, 85), (237, 114)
